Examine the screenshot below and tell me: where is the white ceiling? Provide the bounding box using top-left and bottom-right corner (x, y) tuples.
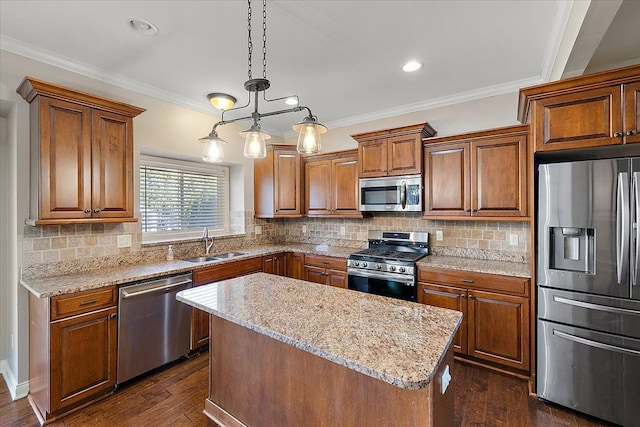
(1, 1), (639, 136)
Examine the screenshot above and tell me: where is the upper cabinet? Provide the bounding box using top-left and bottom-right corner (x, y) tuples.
(254, 145), (303, 218)
(304, 149), (362, 218)
(518, 64), (640, 152)
(352, 122), (436, 178)
(423, 125), (529, 220)
(17, 77), (145, 225)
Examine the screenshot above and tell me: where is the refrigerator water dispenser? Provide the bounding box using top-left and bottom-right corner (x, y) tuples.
(549, 227), (595, 274)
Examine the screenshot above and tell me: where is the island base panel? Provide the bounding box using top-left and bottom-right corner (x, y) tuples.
(205, 316), (454, 427)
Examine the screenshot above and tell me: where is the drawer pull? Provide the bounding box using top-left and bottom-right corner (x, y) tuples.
(79, 299), (99, 306)
(461, 279), (474, 283)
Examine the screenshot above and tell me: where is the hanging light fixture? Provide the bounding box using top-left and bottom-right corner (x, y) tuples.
(199, 0), (326, 162)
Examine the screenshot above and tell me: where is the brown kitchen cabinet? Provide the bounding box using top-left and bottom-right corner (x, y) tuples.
(17, 77), (144, 225)
(29, 286), (118, 423)
(305, 150), (362, 217)
(352, 122), (436, 178)
(254, 145), (303, 218)
(263, 252), (287, 276)
(287, 252), (305, 279)
(423, 125), (528, 219)
(191, 257), (263, 349)
(518, 64), (640, 151)
(304, 254), (348, 288)
(418, 267), (530, 374)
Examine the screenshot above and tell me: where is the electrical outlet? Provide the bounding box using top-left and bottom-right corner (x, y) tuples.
(117, 234), (132, 248)
(254, 225), (262, 235)
(436, 230), (443, 241)
(340, 226), (346, 236)
(302, 225), (307, 234)
(509, 233), (519, 246)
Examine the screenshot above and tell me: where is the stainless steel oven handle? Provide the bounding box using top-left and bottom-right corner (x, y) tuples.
(401, 181), (407, 210)
(347, 268), (415, 285)
(553, 329), (640, 356)
(121, 279), (192, 299)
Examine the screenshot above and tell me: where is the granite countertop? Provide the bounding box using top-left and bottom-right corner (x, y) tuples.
(21, 243), (531, 298)
(176, 272), (462, 390)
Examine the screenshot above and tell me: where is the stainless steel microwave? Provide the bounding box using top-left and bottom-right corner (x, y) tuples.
(359, 175), (423, 212)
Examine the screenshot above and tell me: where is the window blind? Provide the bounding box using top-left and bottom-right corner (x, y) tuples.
(140, 159), (229, 235)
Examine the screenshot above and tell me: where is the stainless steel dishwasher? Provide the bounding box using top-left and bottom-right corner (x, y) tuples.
(117, 273), (192, 385)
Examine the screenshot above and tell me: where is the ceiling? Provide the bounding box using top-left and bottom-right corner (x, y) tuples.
(1, 1), (639, 136)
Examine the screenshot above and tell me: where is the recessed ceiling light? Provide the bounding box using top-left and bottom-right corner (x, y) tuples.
(128, 18), (159, 36)
(402, 61), (422, 72)
(285, 97), (299, 106)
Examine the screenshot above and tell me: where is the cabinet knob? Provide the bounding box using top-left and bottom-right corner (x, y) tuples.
(110, 313), (117, 319)
(460, 294), (467, 298)
(94, 208), (101, 214)
(614, 132), (623, 138)
(468, 295), (475, 299)
(461, 279), (474, 283)
(628, 130), (637, 136)
(84, 209), (91, 214)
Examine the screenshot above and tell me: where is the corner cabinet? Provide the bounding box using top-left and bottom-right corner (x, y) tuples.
(304, 149), (363, 218)
(352, 122), (436, 178)
(17, 77), (145, 225)
(518, 64), (640, 151)
(423, 125), (528, 220)
(418, 268), (530, 374)
(254, 145), (303, 218)
(29, 287), (118, 423)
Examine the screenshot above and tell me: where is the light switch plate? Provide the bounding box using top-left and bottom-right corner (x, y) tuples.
(340, 226), (346, 236)
(117, 234), (132, 248)
(302, 225), (307, 234)
(254, 225), (262, 235)
(509, 233), (519, 246)
(436, 230), (443, 241)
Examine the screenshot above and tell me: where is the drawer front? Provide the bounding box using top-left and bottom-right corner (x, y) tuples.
(51, 286), (117, 320)
(418, 268), (529, 296)
(193, 257), (263, 285)
(304, 254), (347, 271)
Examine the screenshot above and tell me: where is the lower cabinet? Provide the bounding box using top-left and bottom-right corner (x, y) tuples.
(29, 286), (118, 422)
(304, 254), (348, 288)
(191, 257), (263, 349)
(263, 252), (287, 276)
(287, 252), (305, 279)
(418, 268), (530, 373)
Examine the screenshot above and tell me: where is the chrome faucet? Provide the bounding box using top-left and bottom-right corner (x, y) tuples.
(202, 227), (214, 255)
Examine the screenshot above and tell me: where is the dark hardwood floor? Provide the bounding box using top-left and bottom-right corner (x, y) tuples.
(1, 353), (614, 427)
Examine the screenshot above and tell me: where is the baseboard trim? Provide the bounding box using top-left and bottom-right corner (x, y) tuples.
(1, 359), (29, 400)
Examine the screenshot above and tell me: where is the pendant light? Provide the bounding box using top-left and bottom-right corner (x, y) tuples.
(199, 0), (326, 162)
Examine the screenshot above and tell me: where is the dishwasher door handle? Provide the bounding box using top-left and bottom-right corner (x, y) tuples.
(121, 279), (192, 299)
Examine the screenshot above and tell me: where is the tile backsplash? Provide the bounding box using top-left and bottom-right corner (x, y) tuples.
(22, 211), (530, 278)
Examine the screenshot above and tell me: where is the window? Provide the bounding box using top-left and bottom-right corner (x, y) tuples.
(140, 156), (229, 241)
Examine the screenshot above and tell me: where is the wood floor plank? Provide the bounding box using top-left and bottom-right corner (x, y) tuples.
(1, 354), (617, 427)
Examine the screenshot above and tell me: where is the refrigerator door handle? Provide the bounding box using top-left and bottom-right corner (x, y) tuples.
(617, 172), (630, 285)
(633, 171), (640, 287)
(554, 329), (640, 356)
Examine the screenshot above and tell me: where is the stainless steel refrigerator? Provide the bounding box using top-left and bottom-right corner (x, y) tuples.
(537, 158), (640, 427)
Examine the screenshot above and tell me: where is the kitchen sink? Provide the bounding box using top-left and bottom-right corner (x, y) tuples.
(183, 252), (247, 263)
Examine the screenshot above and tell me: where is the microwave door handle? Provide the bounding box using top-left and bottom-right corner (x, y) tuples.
(401, 181), (407, 209)
(617, 172), (630, 285)
(633, 172), (640, 286)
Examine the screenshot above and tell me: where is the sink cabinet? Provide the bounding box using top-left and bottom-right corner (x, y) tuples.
(17, 77), (145, 225)
(263, 252), (287, 276)
(518, 64), (640, 151)
(304, 254), (348, 289)
(191, 257), (263, 349)
(29, 286), (118, 423)
(418, 267), (530, 374)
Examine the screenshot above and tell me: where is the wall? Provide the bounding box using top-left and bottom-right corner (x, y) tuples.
(0, 116), (7, 369)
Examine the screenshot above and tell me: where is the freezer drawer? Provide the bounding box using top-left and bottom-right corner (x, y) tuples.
(538, 287), (640, 339)
(537, 320), (640, 427)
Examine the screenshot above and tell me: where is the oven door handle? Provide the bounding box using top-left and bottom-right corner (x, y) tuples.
(347, 268), (415, 285)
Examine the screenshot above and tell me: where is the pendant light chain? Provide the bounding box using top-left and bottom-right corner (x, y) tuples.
(262, 0), (267, 79)
(247, 0), (253, 79)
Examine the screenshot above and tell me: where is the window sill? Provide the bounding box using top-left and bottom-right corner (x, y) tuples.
(142, 232), (247, 248)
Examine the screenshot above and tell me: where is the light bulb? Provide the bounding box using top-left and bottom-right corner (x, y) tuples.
(202, 139), (223, 163)
(242, 128), (269, 159)
(296, 124), (321, 154)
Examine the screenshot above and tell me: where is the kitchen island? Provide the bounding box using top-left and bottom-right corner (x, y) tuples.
(177, 272), (462, 427)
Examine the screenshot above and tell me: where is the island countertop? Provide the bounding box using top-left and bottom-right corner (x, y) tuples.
(177, 272), (462, 390)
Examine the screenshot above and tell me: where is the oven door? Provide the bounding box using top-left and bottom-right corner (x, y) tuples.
(347, 268), (416, 301)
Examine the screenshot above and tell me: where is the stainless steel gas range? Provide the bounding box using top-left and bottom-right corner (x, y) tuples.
(347, 231), (429, 302)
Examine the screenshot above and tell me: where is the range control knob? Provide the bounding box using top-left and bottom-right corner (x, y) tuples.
(375, 264), (382, 270)
(389, 265), (396, 272)
(353, 261), (360, 267)
(362, 262), (368, 268)
(399, 267), (406, 273)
